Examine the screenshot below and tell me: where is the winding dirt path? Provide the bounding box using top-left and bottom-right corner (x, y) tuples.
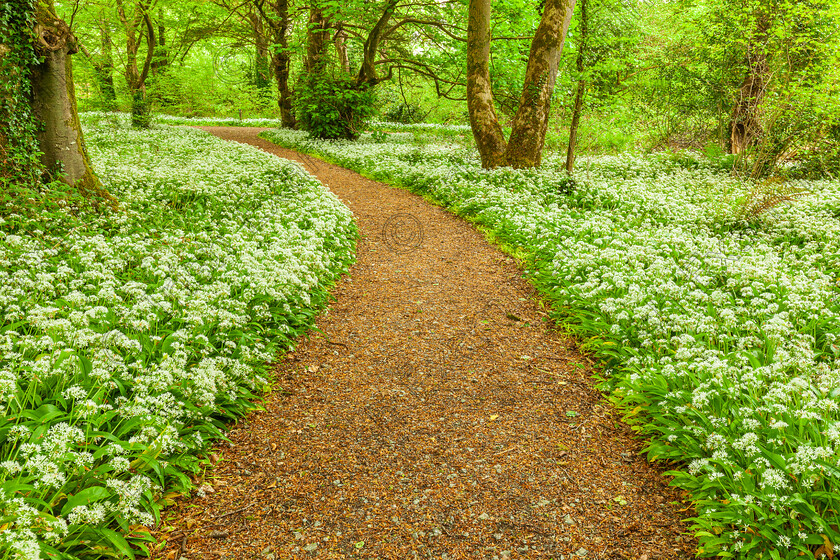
(156, 127), (695, 560)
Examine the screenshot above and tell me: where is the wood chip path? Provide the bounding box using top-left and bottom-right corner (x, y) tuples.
(155, 127), (696, 560)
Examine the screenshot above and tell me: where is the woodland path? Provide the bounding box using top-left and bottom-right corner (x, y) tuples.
(156, 127), (695, 560)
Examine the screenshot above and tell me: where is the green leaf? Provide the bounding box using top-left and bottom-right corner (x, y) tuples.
(99, 528), (136, 560)
(61, 486), (111, 516)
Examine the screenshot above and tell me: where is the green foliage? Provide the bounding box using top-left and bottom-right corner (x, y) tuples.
(0, 0), (42, 195)
(295, 73), (376, 140)
(383, 102), (425, 124)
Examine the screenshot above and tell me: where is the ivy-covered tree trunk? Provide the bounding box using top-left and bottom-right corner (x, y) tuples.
(30, 0), (100, 190)
(467, 0), (577, 168)
(267, 0), (295, 128)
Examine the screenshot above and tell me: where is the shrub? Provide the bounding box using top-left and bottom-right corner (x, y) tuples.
(294, 73), (376, 140)
(383, 102), (425, 124)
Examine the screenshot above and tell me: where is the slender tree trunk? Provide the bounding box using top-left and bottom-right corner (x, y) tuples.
(466, 0), (508, 168)
(503, 0), (576, 168)
(334, 28), (350, 74)
(565, 80), (585, 172)
(97, 16), (116, 107)
(248, 10), (271, 90)
(117, 0), (154, 128)
(729, 14), (770, 155)
(80, 17), (117, 109)
(268, 0), (295, 128)
(305, 7), (329, 73)
(31, 0), (101, 192)
(0, 43), (8, 156)
(151, 23), (168, 76)
(566, 0), (587, 173)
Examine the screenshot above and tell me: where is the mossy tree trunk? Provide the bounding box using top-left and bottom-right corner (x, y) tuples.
(467, 0), (577, 169)
(305, 6), (329, 73)
(264, 0), (295, 128)
(31, 0), (101, 191)
(466, 0), (508, 168)
(565, 0), (588, 173)
(116, 0), (155, 128)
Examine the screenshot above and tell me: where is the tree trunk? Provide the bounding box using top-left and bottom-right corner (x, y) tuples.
(729, 14), (770, 155)
(503, 0), (576, 168)
(467, 0), (576, 168)
(356, 0), (399, 87)
(117, 0), (154, 128)
(565, 79), (585, 172)
(566, 0), (588, 173)
(305, 7), (329, 73)
(334, 28), (350, 74)
(151, 23), (168, 76)
(268, 0), (295, 128)
(248, 10), (271, 90)
(96, 16), (117, 107)
(466, 0), (508, 168)
(31, 1), (100, 191)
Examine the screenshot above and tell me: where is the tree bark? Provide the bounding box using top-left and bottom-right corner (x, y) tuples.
(31, 1), (100, 192)
(466, 0), (507, 168)
(729, 14), (770, 155)
(247, 9), (271, 90)
(566, 0), (587, 173)
(334, 27), (350, 74)
(266, 0), (295, 128)
(151, 23), (169, 76)
(467, 0), (576, 168)
(79, 15), (116, 109)
(96, 15), (116, 107)
(356, 0), (399, 87)
(305, 7), (329, 73)
(116, 0), (155, 128)
(503, 0), (576, 168)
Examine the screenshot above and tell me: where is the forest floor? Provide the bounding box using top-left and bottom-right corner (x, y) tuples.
(154, 127), (696, 560)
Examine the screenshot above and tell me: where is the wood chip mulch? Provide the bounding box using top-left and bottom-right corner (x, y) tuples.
(152, 127), (697, 560)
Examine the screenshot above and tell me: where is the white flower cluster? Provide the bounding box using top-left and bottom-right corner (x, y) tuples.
(261, 128), (840, 558)
(0, 120), (355, 557)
